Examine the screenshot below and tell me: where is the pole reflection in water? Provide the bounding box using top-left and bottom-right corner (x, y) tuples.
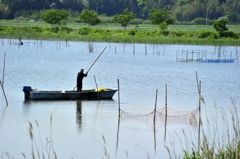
(115, 113), (120, 154)
(0, 106), (7, 128)
(76, 100), (82, 132)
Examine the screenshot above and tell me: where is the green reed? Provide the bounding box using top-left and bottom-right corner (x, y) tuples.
(1, 25), (240, 45)
(181, 98), (240, 159)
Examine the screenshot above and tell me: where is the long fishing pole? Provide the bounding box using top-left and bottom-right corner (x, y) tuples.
(73, 47), (107, 91)
(86, 46), (107, 73)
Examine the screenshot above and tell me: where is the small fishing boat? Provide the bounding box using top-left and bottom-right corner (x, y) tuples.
(23, 86), (118, 100)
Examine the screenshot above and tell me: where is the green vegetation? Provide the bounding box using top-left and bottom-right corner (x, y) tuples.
(0, 22), (240, 45)
(79, 9), (100, 26)
(112, 8), (135, 29)
(41, 9), (69, 25)
(182, 99), (240, 159)
(0, 8), (239, 45)
(0, 0), (240, 24)
(149, 9), (175, 26)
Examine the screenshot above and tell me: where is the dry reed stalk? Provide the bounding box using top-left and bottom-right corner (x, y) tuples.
(28, 120), (41, 159)
(125, 151), (128, 158)
(34, 119), (45, 159)
(102, 135), (110, 159)
(164, 145), (171, 158)
(3, 151), (10, 159)
(21, 152), (27, 159)
(48, 108), (55, 159)
(31, 149), (35, 159)
(102, 135), (106, 144)
(53, 151), (57, 159)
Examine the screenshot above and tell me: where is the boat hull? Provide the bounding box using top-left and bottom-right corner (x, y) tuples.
(23, 86), (117, 100)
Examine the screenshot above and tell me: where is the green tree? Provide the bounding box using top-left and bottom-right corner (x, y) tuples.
(41, 9), (69, 25)
(149, 9), (175, 25)
(213, 18), (228, 35)
(112, 8), (135, 29)
(159, 21), (168, 30)
(79, 9), (100, 26)
(137, 0), (151, 18)
(0, 3), (11, 19)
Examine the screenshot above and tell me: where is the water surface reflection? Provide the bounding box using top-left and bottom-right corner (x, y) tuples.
(0, 40), (239, 159)
(76, 100), (82, 132)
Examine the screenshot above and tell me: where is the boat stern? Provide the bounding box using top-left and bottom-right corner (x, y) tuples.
(22, 86), (32, 99)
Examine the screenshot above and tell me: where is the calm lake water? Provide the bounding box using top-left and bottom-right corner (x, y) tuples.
(0, 40), (240, 159)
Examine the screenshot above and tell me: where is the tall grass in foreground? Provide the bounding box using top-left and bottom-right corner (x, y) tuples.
(1, 100), (240, 159)
(26, 109), (56, 159)
(181, 98), (240, 159)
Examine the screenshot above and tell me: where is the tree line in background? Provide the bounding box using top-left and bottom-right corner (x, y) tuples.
(41, 8), (236, 39)
(0, 0), (239, 23)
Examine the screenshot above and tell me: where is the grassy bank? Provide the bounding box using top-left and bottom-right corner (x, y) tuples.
(0, 24), (240, 45)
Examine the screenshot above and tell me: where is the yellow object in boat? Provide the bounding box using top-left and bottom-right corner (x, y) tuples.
(95, 88), (106, 92)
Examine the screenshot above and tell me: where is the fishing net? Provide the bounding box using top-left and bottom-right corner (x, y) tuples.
(120, 106), (199, 128)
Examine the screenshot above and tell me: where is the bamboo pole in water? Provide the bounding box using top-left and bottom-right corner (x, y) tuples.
(94, 75), (100, 101)
(0, 81), (8, 106)
(116, 101), (121, 154)
(153, 89), (158, 123)
(163, 46), (166, 55)
(2, 52), (6, 83)
(198, 81), (201, 152)
(133, 43), (135, 55)
(65, 39), (70, 47)
(116, 79), (121, 153)
(145, 44), (147, 55)
(1, 52), (8, 106)
(153, 89), (158, 150)
(164, 84), (167, 142)
(118, 79), (120, 116)
(196, 71), (201, 152)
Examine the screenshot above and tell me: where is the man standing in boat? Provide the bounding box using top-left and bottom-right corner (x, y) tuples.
(77, 69), (88, 92)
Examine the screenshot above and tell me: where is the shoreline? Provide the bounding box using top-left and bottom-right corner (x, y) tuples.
(0, 25), (240, 46)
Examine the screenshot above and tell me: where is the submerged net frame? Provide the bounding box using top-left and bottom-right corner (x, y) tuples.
(119, 84), (199, 128)
(120, 106), (199, 127)
(116, 79), (203, 151)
